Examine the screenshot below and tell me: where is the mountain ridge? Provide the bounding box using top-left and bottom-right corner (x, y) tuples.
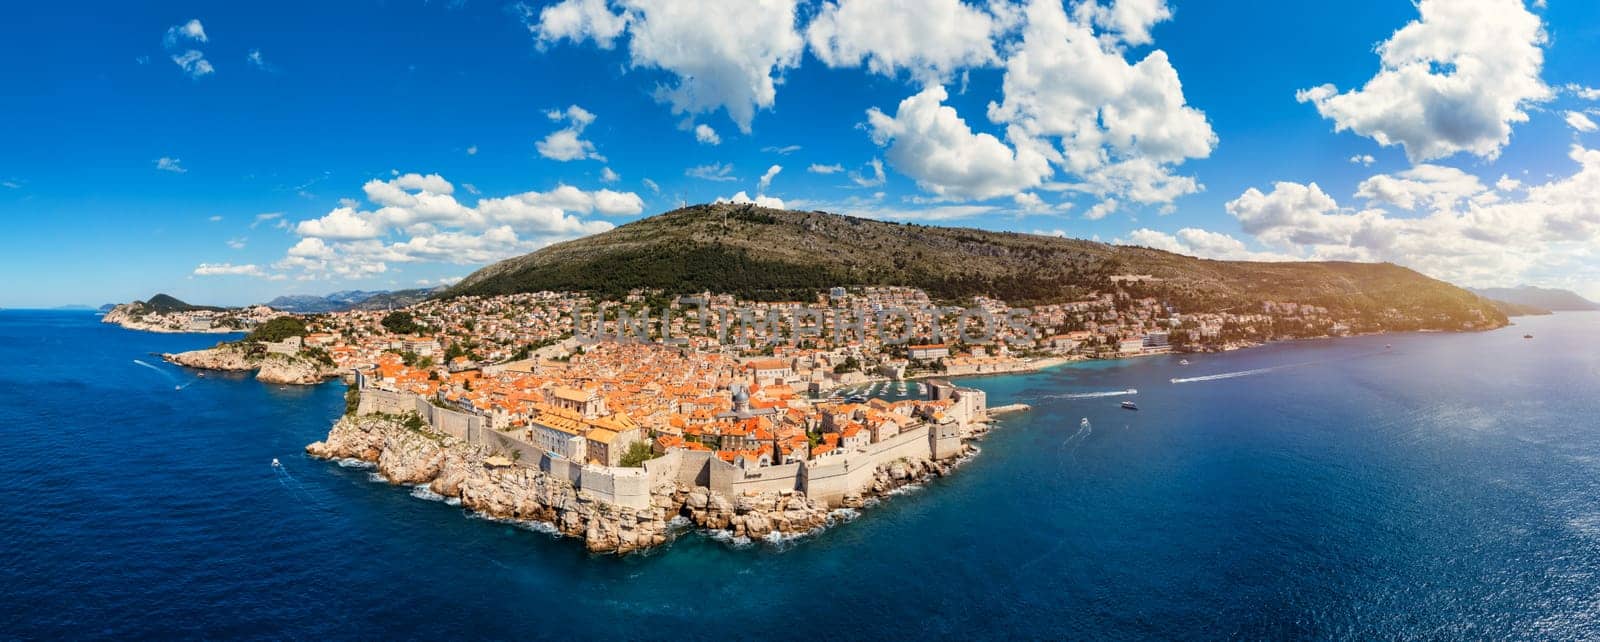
(448, 203), (1505, 331)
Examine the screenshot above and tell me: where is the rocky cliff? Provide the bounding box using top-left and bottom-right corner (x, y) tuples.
(164, 345), (340, 385)
(306, 413), (965, 554)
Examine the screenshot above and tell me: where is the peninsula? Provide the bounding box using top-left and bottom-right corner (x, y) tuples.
(155, 205), (1507, 552)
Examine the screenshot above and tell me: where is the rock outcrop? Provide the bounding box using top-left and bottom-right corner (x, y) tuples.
(306, 413), (969, 554)
(163, 345), (339, 385)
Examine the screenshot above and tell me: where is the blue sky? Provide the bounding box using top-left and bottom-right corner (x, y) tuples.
(3, 0), (1599, 307)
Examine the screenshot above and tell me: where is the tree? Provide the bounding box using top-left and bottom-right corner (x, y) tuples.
(382, 311), (424, 335)
(246, 316), (308, 343)
(619, 441), (655, 468)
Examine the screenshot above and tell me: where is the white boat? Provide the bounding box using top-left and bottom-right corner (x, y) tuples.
(1120, 401), (1139, 410)
(1179, 359), (1190, 365)
(1080, 417), (1090, 430)
(271, 458), (281, 467)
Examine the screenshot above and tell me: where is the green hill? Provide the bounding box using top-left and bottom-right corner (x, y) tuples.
(137, 293), (226, 313)
(449, 203), (1505, 331)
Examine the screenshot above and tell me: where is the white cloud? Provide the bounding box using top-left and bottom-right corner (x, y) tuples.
(1297, 0), (1551, 162)
(251, 212), (284, 229)
(757, 164), (782, 193)
(1084, 199), (1118, 221)
(808, 163), (844, 175)
(208, 215), (223, 222)
(194, 263), (265, 277)
(866, 84), (1052, 200)
(529, 0), (803, 133)
(600, 167), (620, 182)
(155, 157), (187, 173)
(762, 145), (801, 155)
(537, 105), (605, 162)
(466, 145), (478, 155)
(246, 49), (271, 71)
(717, 191), (785, 209)
(1015, 191), (1072, 214)
(694, 124), (721, 145)
(1355, 164), (1488, 211)
(978, 0), (1214, 207)
(164, 19), (213, 78)
(1567, 84), (1600, 101)
(164, 19), (207, 47)
(806, 0), (1006, 82)
(1350, 154), (1376, 166)
(1566, 111), (1598, 133)
(521, 0), (629, 48)
(170, 50), (214, 78)
(1072, 0), (1172, 47)
(1223, 145), (1600, 287)
(226, 237), (247, 249)
(850, 158), (887, 188)
(278, 173), (636, 280)
(1120, 227), (1289, 261)
(642, 178), (661, 194)
(686, 162), (737, 182)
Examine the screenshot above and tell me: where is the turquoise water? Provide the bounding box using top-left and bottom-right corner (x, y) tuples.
(2, 310), (1598, 639)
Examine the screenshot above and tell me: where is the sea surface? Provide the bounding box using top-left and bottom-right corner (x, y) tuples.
(2, 310), (1599, 639)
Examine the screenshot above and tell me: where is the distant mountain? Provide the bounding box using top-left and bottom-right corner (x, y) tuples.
(1479, 297), (1551, 317)
(449, 203), (1505, 331)
(264, 288), (440, 313)
(265, 290), (390, 313)
(1470, 286), (1599, 312)
(348, 288), (440, 311)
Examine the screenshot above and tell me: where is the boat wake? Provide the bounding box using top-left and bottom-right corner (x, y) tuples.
(1035, 388), (1138, 400)
(1169, 349), (1388, 384)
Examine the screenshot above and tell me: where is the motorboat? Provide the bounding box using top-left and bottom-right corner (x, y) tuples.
(271, 458), (281, 467)
(1178, 359), (1190, 365)
(1120, 401), (1139, 410)
(1081, 417), (1090, 430)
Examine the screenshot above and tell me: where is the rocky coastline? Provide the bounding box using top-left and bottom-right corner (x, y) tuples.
(102, 305), (240, 334)
(306, 413), (972, 554)
(164, 345), (342, 385)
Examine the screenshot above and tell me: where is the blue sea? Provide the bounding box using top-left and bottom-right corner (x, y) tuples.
(3, 310), (1599, 639)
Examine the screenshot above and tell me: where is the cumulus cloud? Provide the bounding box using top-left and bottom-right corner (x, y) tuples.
(717, 191), (785, 209)
(806, 0), (1006, 82)
(600, 167), (620, 183)
(1296, 0), (1551, 162)
(537, 105), (605, 162)
(155, 157), (187, 173)
(1120, 228), (1289, 261)
(170, 50), (214, 78)
(1566, 111), (1598, 133)
(1350, 154), (1376, 166)
(694, 124), (721, 145)
(527, 0), (803, 133)
(866, 84), (1052, 200)
(520, 0), (629, 48)
(193, 263), (265, 277)
(850, 158), (887, 188)
(1072, 0), (1172, 47)
(1223, 145), (1600, 287)
(985, 0), (1215, 207)
(164, 19), (213, 78)
(857, 0), (1210, 208)
(279, 173), (635, 280)
(757, 164), (782, 193)
(1568, 84), (1600, 101)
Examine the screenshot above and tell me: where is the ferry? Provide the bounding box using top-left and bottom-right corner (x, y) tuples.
(1120, 401), (1139, 410)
